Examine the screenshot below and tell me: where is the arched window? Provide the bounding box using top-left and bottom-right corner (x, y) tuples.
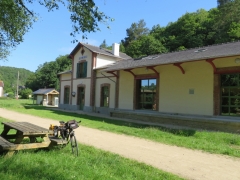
(100, 84), (110, 107)
(64, 86), (70, 104)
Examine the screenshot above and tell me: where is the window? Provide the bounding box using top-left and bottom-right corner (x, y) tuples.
(221, 74), (240, 116)
(136, 79), (157, 110)
(76, 62), (87, 78)
(64, 86), (70, 104)
(101, 85), (109, 107)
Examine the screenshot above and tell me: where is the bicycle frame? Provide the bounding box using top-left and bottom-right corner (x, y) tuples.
(50, 120), (80, 156)
(53, 121), (75, 142)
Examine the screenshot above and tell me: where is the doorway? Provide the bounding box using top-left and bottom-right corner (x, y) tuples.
(136, 78), (157, 110)
(77, 87), (85, 110)
(221, 74), (240, 116)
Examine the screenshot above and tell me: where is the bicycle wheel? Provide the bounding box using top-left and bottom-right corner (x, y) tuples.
(70, 135), (79, 156)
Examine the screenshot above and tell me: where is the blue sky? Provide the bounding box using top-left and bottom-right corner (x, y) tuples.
(1, 0), (217, 72)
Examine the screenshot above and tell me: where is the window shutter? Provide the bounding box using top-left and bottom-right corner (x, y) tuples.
(83, 62), (87, 77)
(76, 63), (80, 78)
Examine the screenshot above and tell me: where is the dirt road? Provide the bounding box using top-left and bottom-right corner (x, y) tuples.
(0, 108), (240, 180)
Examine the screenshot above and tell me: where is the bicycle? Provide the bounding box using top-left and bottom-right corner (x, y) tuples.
(49, 120), (81, 156)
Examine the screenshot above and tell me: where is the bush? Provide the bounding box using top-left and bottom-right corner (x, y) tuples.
(19, 88), (33, 99)
(7, 92), (14, 98)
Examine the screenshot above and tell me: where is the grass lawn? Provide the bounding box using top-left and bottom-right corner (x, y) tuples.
(0, 117), (182, 180)
(0, 98), (240, 158)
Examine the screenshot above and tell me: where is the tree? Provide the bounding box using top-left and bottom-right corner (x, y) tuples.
(19, 88), (32, 99)
(100, 40), (107, 48)
(27, 55), (71, 90)
(0, 0), (32, 61)
(25, 74), (39, 91)
(0, 0), (112, 60)
(214, 0), (240, 43)
(160, 9), (214, 51)
(125, 35), (167, 58)
(217, 0), (233, 6)
(121, 19), (149, 48)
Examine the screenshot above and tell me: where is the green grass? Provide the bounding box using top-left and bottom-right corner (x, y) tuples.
(0, 117), (182, 180)
(1, 99), (240, 158)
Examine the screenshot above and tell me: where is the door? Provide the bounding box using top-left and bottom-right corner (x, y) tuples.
(77, 87), (85, 110)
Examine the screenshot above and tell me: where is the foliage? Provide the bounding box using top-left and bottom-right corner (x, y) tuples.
(121, 19), (149, 48)
(26, 55), (72, 90)
(25, 74), (39, 92)
(214, 0), (240, 43)
(0, 66), (33, 93)
(217, 0), (233, 6)
(121, 3), (240, 58)
(99, 39), (107, 48)
(1, 99), (240, 158)
(7, 92), (14, 98)
(126, 35), (167, 58)
(153, 9), (215, 51)
(19, 88), (32, 99)
(0, 0), (32, 60)
(0, 0), (112, 60)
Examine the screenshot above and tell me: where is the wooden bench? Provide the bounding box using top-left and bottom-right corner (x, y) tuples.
(49, 136), (68, 145)
(0, 136), (17, 155)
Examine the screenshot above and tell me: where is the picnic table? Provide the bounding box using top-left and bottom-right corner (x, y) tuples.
(0, 122), (61, 155)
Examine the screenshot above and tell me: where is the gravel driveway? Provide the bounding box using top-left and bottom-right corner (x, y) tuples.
(0, 108), (240, 180)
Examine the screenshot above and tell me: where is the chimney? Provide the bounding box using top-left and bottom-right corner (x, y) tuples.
(112, 43), (120, 56)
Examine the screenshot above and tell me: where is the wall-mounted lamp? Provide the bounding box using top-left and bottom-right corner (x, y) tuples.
(71, 92), (76, 97)
(235, 58), (240, 64)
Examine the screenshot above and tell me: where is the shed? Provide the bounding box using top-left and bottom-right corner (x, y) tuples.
(32, 88), (59, 106)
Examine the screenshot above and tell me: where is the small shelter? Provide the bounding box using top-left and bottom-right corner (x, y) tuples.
(32, 88), (59, 106)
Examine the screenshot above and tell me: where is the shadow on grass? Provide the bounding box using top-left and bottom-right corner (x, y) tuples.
(22, 104), (196, 137)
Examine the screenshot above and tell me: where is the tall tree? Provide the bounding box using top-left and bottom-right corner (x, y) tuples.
(214, 0), (240, 42)
(217, 0), (233, 6)
(160, 9), (214, 51)
(99, 40), (107, 48)
(125, 35), (167, 58)
(0, 0), (112, 60)
(121, 19), (149, 48)
(0, 0), (32, 61)
(27, 55), (71, 90)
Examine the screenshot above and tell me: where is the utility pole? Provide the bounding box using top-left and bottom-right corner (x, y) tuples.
(16, 71), (19, 100)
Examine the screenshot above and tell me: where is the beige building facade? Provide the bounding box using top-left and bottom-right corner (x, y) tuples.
(58, 41), (240, 122)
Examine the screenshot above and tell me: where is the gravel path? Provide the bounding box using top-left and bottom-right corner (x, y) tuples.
(0, 108), (240, 180)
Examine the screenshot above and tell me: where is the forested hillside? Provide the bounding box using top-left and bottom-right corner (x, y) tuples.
(115, 0), (240, 58)
(0, 66), (33, 93)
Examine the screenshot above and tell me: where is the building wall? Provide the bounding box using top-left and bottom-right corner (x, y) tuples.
(72, 79), (91, 106)
(70, 47), (93, 111)
(117, 60), (213, 115)
(73, 47), (92, 79)
(95, 71), (116, 108)
(214, 56), (240, 68)
(158, 61), (213, 115)
(61, 73), (71, 81)
(60, 81), (71, 104)
(118, 71), (135, 110)
(96, 54), (118, 69)
(117, 57), (240, 116)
